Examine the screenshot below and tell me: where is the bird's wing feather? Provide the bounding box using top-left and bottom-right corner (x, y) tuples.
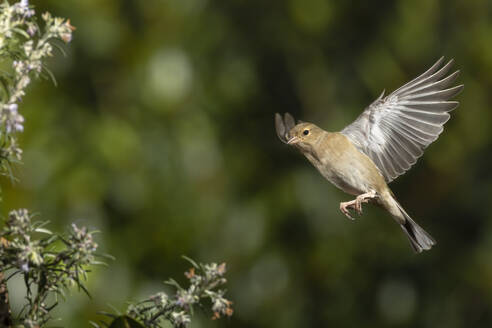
(341, 57), (463, 183)
(275, 113), (296, 143)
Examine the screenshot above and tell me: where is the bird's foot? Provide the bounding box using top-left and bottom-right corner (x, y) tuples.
(355, 190), (378, 214)
(339, 190), (378, 220)
(340, 201), (357, 220)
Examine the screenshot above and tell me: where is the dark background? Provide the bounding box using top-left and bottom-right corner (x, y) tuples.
(5, 0), (492, 327)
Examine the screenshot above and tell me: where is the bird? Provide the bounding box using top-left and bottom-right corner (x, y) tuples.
(275, 57), (463, 253)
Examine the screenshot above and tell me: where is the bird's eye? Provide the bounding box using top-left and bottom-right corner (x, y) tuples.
(303, 129), (309, 136)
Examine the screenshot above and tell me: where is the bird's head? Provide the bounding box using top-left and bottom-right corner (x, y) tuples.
(286, 122), (324, 149)
(274, 113), (323, 152)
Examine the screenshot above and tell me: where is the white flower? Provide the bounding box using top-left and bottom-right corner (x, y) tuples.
(149, 292), (168, 308)
(23, 40), (33, 55)
(27, 23), (36, 36)
(3, 103), (25, 133)
(176, 288), (197, 307)
(20, 262), (29, 272)
(15, 0), (34, 17)
(171, 311), (191, 326)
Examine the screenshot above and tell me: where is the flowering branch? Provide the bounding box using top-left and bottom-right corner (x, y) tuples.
(93, 258), (233, 328)
(0, 209), (107, 326)
(0, 0), (74, 177)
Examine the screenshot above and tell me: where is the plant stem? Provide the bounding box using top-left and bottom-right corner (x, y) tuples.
(0, 271), (13, 327)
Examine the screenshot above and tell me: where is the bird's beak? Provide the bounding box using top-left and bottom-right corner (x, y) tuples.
(287, 136), (299, 145)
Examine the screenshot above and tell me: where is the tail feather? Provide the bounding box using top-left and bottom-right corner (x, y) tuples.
(395, 201), (436, 253)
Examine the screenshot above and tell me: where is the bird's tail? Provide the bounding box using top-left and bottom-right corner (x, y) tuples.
(392, 200), (436, 253)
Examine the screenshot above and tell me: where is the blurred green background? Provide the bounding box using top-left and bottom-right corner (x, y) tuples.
(5, 0), (492, 327)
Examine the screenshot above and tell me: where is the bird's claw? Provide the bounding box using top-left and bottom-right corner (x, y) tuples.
(340, 201), (357, 220)
(339, 190), (378, 220)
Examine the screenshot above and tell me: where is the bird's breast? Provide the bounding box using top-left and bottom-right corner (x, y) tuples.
(305, 132), (386, 196)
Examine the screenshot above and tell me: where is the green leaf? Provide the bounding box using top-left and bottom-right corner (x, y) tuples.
(12, 27), (30, 39)
(164, 278), (182, 290)
(98, 311), (119, 319)
(108, 316), (145, 328)
(43, 234), (58, 245)
(51, 39), (67, 56)
(182, 255), (199, 269)
(0, 75), (11, 98)
(41, 64), (57, 86)
(95, 253), (116, 261)
(77, 281), (92, 299)
(89, 321), (109, 328)
(35, 227), (52, 234)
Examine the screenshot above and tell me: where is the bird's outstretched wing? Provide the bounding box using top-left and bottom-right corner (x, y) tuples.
(341, 57), (463, 183)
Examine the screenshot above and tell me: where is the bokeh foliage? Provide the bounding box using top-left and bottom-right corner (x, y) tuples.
(5, 0), (492, 327)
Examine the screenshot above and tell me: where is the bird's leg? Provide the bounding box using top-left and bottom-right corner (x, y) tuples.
(339, 190), (379, 220)
(354, 190), (378, 214)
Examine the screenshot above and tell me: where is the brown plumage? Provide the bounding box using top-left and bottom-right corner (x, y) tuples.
(275, 58), (463, 252)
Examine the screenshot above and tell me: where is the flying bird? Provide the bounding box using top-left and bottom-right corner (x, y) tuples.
(275, 57), (463, 252)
